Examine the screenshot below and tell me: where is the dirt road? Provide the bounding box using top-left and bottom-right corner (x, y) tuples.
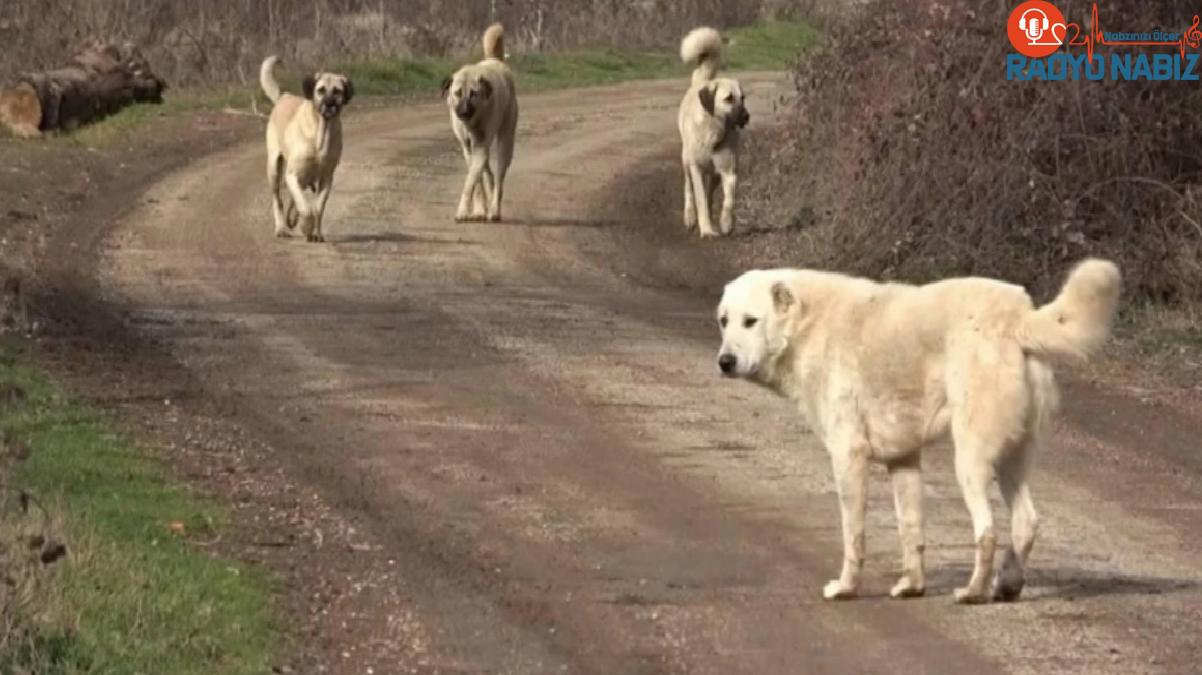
(71, 76), (1202, 673)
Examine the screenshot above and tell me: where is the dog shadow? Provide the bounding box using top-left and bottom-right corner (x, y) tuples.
(504, 216), (618, 229)
(926, 564), (1198, 601)
(332, 232), (477, 246)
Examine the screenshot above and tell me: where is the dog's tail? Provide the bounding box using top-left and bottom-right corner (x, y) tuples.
(1016, 258), (1121, 360)
(681, 27), (723, 85)
(483, 23), (505, 61)
(260, 55), (283, 103)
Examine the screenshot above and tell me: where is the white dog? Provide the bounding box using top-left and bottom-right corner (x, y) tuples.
(678, 27), (749, 237)
(715, 260), (1121, 603)
(441, 23), (519, 222)
(260, 56), (353, 242)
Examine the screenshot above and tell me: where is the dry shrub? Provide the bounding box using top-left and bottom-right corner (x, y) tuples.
(0, 0), (778, 88)
(771, 0), (1202, 301)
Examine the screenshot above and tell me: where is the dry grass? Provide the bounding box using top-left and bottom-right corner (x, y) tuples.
(0, 0), (788, 89)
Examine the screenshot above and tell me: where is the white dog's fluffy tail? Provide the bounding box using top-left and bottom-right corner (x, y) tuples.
(681, 27), (723, 85)
(1017, 259), (1121, 360)
(260, 55), (283, 103)
(483, 23), (505, 61)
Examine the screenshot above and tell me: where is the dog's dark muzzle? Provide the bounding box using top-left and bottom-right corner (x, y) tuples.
(319, 97), (342, 119)
(455, 100), (475, 120)
(736, 108), (750, 128)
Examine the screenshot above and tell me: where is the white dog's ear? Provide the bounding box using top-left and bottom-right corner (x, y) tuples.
(440, 76), (452, 98)
(698, 84), (715, 115)
(771, 281), (795, 314)
(479, 78), (493, 99)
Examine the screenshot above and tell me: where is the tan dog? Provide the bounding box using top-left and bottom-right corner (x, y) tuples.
(260, 56), (353, 242)
(441, 24), (519, 222)
(678, 27), (749, 238)
(716, 260), (1121, 603)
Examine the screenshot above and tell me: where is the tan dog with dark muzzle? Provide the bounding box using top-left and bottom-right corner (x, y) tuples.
(678, 27), (749, 238)
(260, 56), (353, 242)
(441, 24), (519, 222)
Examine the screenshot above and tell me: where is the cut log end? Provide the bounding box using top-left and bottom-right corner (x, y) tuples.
(0, 83), (43, 138)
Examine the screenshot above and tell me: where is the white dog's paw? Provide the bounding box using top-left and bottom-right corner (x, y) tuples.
(953, 586), (991, 605)
(273, 227), (293, 239)
(889, 576), (925, 599)
(822, 579), (857, 601)
(487, 213), (502, 223)
(698, 228), (720, 239)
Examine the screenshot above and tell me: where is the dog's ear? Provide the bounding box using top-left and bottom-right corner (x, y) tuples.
(479, 78), (493, 99)
(771, 281), (795, 315)
(302, 74), (317, 99)
(343, 78), (354, 103)
(698, 85), (716, 116)
(440, 76), (452, 98)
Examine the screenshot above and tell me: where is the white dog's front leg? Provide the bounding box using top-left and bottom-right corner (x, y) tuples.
(825, 440), (869, 600)
(719, 170), (737, 235)
(688, 165), (716, 237)
(457, 150), (489, 222)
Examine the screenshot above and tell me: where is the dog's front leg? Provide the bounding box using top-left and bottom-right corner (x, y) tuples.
(825, 438), (869, 600)
(312, 176), (334, 243)
(456, 148), (490, 222)
(285, 172), (317, 239)
(718, 169), (737, 235)
(682, 164), (697, 230)
(887, 453), (926, 598)
(688, 165), (717, 237)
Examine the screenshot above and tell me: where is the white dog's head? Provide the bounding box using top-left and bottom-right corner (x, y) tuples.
(303, 72), (354, 119)
(716, 270), (798, 380)
(698, 77), (750, 130)
(441, 67), (493, 122)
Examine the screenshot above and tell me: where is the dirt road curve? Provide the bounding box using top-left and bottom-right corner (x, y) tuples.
(86, 76), (1200, 673)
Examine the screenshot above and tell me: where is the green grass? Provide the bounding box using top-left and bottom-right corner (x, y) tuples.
(0, 343), (278, 674)
(342, 19), (817, 96)
(53, 19), (815, 144)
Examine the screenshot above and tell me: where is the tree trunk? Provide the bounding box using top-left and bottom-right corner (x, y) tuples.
(0, 40), (165, 137)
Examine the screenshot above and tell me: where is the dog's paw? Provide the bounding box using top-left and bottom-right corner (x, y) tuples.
(487, 213), (501, 223)
(274, 228), (293, 239)
(889, 577), (925, 599)
(719, 214), (735, 235)
(822, 580), (857, 601)
(698, 229), (720, 239)
(953, 586), (991, 605)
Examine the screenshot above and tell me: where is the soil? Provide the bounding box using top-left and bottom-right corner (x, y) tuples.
(2, 74), (1201, 674)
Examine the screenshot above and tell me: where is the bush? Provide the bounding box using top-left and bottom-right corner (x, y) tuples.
(776, 0), (1202, 302)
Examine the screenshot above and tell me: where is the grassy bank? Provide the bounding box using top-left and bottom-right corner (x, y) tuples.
(70, 19), (815, 145)
(0, 342), (277, 674)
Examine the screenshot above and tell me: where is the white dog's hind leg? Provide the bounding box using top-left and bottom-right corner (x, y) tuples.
(719, 170), (737, 235)
(688, 165), (717, 237)
(824, 438), (869, 600)
(887, 454), (926, 598)
(951, 426), (998, 604)
(994, 449), (1038, 601)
